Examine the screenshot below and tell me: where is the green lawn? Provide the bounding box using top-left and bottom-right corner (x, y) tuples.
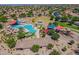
(57, 22), (79, 30)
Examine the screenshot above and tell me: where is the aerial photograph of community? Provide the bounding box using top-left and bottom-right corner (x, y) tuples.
(0, 4), (79, 55)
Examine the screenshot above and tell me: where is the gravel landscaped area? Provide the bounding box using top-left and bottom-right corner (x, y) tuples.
(0, 32), (78, 55)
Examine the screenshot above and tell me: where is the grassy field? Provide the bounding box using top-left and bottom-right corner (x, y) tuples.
(57, 22), (79, 30)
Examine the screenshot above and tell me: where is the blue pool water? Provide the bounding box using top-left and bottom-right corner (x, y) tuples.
(11, 24), (36, 33)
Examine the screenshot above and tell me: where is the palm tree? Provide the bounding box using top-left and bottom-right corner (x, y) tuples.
(32, 18), (36, 23)
(49, 49), (60, 55)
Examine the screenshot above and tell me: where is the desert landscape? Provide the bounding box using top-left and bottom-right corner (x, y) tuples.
(0, 4), (79, 55)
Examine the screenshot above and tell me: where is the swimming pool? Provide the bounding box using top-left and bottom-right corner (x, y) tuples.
(11, 24), (36, 33)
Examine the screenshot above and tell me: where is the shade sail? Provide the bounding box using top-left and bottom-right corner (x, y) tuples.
(43, 29), (49, 33)
(48, 24), (56, 29)
(55, 26), (64, 30)
(9, 20), (16, 25)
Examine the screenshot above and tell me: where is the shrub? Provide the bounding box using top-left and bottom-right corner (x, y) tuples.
(68, 40), (75, 45)
(47, 30), (60, 40)
(41, 32), (46, 37)
(68, 21), (74, 25)
(0, 17), (8, 22)
(19, 13), (26, 18)
(0, 24), (3, 29)
(27, 11), (33, 17)
(49, 49), (60, 55)
(48, 22), (52, 25)
(11, 14), (16, 18)
(51, 32), (60, 40)
(70, 40), (75, 44)
(50, 16), (54, 20)
(17, 31), (26, 39)
(62, 15), (68, 20)
(47, 43), (54, 49)
(77, 43), (79, 48)
(17, 28), (26, 39)
(74, 50), (79, 55)
(31, 45), (40, 52)
(62, 46), (67, 52)
(53, 22), (58, 26)
(72, 16), (79, 21)
(4, 36), (16, 48)
(47, 30), (56, 35)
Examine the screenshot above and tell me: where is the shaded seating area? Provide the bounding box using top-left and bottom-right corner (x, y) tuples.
(55, 26), (64, 32)
(47, 23), (74, 38)
(9, 19), (21, 25)
(47, 24), (56, 29)
(9, 20), (16, 25)
(43, 29), (49, 33)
